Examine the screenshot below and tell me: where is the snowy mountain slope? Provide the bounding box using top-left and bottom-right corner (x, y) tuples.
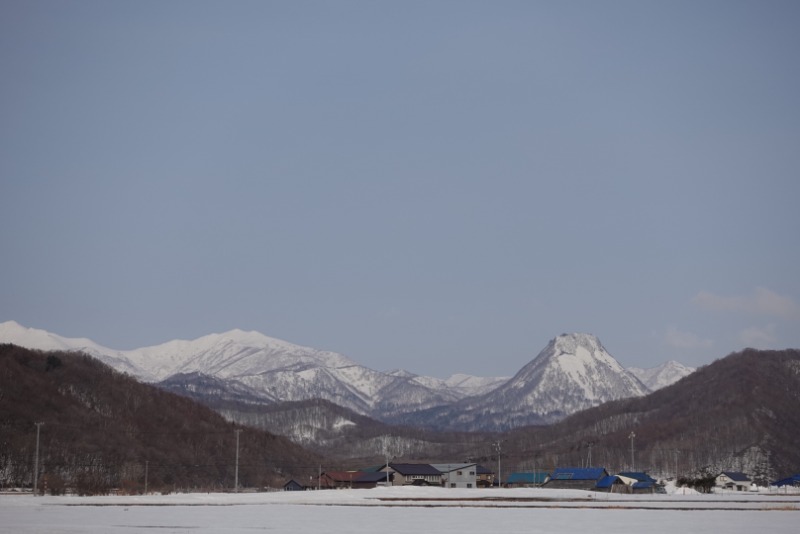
(0, 321), (668, 430)
(394, 333), (649, 430)
(0, 321), (147, 377)
(0, 321), (461, 418)
(443, 373), (510, 396)
(491, 333), (649, 418)
(628, 360), (696, 390)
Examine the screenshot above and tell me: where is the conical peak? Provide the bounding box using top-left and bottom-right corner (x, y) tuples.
(550, 333), (604, 354)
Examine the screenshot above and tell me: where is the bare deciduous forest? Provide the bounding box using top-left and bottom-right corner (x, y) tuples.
(497, 348), (800, 484)
(3, 345), (798, 494)
(0, 344), (324, 494)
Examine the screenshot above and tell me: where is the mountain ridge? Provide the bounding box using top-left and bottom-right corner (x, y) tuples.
(0, 321), (689, 430)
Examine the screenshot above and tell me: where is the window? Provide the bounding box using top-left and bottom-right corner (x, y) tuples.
(467, 483), (473, 488)
(457, 471), (462, 476)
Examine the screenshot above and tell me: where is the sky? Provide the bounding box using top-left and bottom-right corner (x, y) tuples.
(2, 0), (799, 378)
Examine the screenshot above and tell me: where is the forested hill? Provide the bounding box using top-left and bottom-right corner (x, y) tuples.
(0, 344), (324, 494)
(499, 348), (800, 483)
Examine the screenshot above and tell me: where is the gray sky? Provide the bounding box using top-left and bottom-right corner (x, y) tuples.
(2, 0), (799, 378)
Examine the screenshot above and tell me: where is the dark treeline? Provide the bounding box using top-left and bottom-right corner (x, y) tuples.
(0, 344), (324, 494)
(158, 348), (800, 486)
(4, 344), (798, 493)
(212, 349), (800, 486)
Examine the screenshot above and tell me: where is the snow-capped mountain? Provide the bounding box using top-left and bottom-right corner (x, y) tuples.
(628, 360), (696, 390)
(0, 321), (493, 418)
(0, 321), (145, 377)
(0, 321), (682, 431)
(395, 333), (650, 431)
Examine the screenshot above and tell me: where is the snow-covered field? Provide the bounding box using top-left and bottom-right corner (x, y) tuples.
(2, 486), (798, 533)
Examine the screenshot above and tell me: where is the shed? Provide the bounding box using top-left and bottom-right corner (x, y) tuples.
(283, 479), (306, 492)
(618, 471), (656, 484)
(772, 474), (800, 488)
(545, 467), (609, 490)
(318, 471), (363, 489)
(595, 475), (628, 493)
(618, 471), (659, 494)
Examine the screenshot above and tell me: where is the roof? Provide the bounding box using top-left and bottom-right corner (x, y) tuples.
(430, 463), (477, 473)
(633, 481), (655, 489)
(355, 471), (392, 483)
(595, 475), (623, 489)
(389, 463), (442, 476)
(476, 465), (493, 475)
(507, 472), (548, 485)
(772, 474), (800, 487)
(550, 467), (608, 481)
(360, 464), (386, 473)
(720, 471), (750, 482)
(322, 471), (363, 482)
(618, 471), (656, 483)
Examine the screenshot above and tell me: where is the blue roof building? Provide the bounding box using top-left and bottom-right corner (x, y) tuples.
(595, 475), (626, 491)
(619, 471), (656, 483)
(772, 474), (800, 487)
(545, 467), (609, 490)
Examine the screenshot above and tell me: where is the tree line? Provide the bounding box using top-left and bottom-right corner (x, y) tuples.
(0, 344), (324, 495)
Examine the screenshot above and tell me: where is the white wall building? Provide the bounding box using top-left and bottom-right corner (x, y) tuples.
(432, 463), (478, 489)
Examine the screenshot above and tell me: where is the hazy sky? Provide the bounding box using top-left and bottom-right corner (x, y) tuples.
(2, 0), (799, 378)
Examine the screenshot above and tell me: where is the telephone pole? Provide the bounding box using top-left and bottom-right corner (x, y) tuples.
(494, 441), (502, 489)
(234, 429), (242, 493)
(628, 432), (636, 471)
(33, 423), (43, 496)
(144, 460), (149, 495)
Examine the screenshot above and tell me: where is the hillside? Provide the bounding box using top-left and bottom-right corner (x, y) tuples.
(0, 344), (324, 493)
(1, 322), (683, 431)
(198, 348), (800, 485)
(207, 396), (496, 465)
(492, 348), (800, 483)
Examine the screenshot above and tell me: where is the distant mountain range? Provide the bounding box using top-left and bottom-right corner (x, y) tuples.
(0, 321), (694, 431)
(629, 360), (696, 390)
(5, 329), (796, 485)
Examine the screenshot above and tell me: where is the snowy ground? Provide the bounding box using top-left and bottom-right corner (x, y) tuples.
(2, 486), (798, 533)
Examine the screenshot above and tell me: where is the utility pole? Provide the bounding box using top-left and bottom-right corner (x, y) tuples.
(587, 441), (594, 467)
(33, 423), (43, 496)
(234, 429), (242, 493)
(144, 460), (149, 495)
(494, 441), (502, 489)
(382, 435), (393, 487)
(628, 432), (636, 471)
